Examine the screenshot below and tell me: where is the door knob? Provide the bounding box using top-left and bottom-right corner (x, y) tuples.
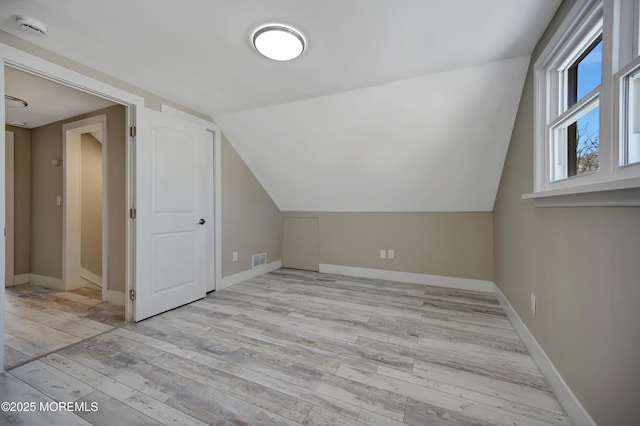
(198, 218), (206, 225)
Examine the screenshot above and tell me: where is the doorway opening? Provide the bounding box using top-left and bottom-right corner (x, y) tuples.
(3, 64), (132, 370)
(63, 114), (108, 298)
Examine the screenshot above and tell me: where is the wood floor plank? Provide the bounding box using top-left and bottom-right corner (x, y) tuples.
(74, 390), (161, 425)
(0, 373), (92, 426)
(337, 365), (569, 426)
(2, 269), (570, 425)
(121, 392), (208, 426)
(404, 397), (494, 426)
(302, 406), (366, 426)
(386, 364), (565, 416)
(166, 380), (298, 425)
(4, 284), (123, 370)
(9, 360), (95, 402)
(41, 353), (138, 402)
(188, 351), (362, 419)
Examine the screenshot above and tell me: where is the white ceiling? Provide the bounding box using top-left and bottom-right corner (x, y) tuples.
(5, 67), (116, 129)
(0, 0), (561, 211)
(216, 56), (530, 211)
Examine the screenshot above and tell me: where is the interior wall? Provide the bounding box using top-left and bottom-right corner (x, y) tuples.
(6, 125), (30, 276)
(281, 211), (494, 282)
(80, 133), (102, 277)
(221, 134), (281, 277)
(30, 104), (126, 292)
(30, 121), (62, 278)
(493, 0), (640, 424)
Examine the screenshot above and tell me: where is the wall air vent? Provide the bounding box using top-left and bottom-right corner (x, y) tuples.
(252, 253), (267, 268)
(14, 16), (47, 36)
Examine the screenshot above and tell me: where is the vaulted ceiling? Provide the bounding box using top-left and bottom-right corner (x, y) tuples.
(0, 0), (561, 211)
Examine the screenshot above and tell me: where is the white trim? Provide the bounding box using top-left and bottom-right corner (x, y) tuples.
(493, 284), (596, 426)
(12, 274), (29, 286)
(318, 264), (494, 293)
(63, 114), (108, 294)
(219, 261), (282, 291)
(79, 267), (102, 287)
(28, 274), (65, 291)
(5, 130), (14, 287)
(0, 66), (5, 370)
(105, 289), (126, 306)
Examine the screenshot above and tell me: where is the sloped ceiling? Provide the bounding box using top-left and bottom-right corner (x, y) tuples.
(0, 0), (561, 211)
(216, 56), (530, 212)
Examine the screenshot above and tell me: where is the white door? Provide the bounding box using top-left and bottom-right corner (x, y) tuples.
(134, 109), (209, 321)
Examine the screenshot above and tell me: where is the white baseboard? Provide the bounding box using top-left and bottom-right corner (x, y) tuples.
(105, 289), (125, 306)
(318, 264), (494, 293)
(11, 274), (29, 286)
(28, 274), (65, 291)
(492, 284), (596, 426)
(219, 260), (282, 291)
(80, 268), (102, 288)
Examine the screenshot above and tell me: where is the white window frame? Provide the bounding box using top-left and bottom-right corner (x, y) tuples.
(527, 0), (640, 206)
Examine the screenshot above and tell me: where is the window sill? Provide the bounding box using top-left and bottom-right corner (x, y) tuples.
(522, 177), (640, 207)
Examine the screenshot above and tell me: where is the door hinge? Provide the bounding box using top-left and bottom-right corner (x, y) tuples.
(130, 208), (137, 219)
(130, 126), (136, 137)
(129, 289), (136, 301)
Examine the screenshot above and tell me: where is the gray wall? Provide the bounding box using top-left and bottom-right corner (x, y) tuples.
(30, 121), (63, 278)
(281, 211), (494, 282)
(493, 0), (640, 424)
(6, 125), (31, 276)
(221, 134), (281, 277)
(30, 105), (127, 292)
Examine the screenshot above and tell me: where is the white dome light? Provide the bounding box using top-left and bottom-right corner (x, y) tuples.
(252, 25), (305, 61)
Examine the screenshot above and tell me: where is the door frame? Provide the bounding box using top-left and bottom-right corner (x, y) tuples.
(4, 130), (14, 287)
(62, 114), (108, 298)
(0, 42), (145, 370)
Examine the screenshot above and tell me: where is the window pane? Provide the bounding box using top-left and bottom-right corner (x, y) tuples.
(567, 38), (603, 108)
(576, 107), (600, 174)
(576, 39), (602, 101)
(552, 100), (599, 181)
(625, 68), (640, 165)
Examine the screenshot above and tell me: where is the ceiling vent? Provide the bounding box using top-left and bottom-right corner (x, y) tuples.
(14, 15), (47, 36)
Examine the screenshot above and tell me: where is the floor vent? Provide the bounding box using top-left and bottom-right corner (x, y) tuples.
(252, 253), (267, 268)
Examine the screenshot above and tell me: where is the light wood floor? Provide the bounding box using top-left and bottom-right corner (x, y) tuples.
(3, 285), (125, 370)
(1, 269), (570, 425)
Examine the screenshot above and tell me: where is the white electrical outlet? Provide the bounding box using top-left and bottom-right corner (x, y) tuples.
(531, 292), (536, 314)
(232, 251), (238, 262)
(380, 250), (386, 259)
(388, 249), (395, 259)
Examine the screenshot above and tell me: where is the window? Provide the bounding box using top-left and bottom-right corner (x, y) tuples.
(530, 0), (640, 205)
(552, 35), (602, 181)
(622, 63), (640, 165)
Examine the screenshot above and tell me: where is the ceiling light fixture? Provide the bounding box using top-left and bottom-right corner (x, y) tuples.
(252, 24), (306, 61)
(5, 95), (28, 108)
(8, 121), (27, 127)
